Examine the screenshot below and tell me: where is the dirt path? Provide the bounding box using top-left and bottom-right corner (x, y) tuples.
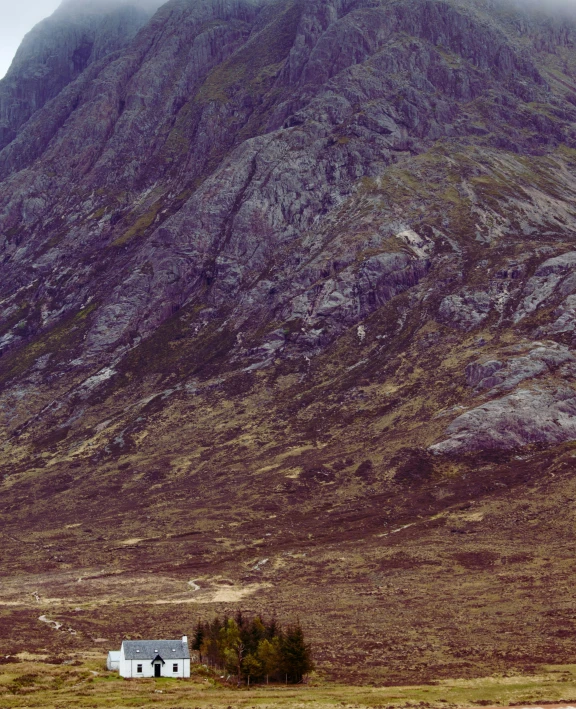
(38, 615), (62, 630)
(38, 614), (77, 634)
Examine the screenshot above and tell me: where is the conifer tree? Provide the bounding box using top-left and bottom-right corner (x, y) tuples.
(192, 621), (205, 663)
(257, 636), (282, 684)
(280, 623), (314, 683)
(191, 613), (312, 684)
(266, 615), (279, 640)
(242, 653), (263, 686)
(219, 618), (245, 684)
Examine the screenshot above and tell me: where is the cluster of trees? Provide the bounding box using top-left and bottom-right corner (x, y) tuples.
(191, 613), (314, 685)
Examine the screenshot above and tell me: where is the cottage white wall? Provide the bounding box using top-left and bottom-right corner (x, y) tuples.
(119, 644), (131, 678)
(130, 659), (155, 678)
(160, 658), (188, 678)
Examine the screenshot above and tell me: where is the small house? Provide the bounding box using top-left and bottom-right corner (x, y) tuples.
(107, 650), (120, 671)
(116, 636), (190, 678)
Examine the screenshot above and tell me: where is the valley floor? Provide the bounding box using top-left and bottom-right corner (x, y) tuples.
(2, 658), (576, 709)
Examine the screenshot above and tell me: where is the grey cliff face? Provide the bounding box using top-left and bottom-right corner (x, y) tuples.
(3, 0), (576, 474)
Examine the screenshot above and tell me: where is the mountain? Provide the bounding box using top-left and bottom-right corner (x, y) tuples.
(2, 0), (576, 684)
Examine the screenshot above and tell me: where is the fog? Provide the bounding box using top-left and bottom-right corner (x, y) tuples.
(0, 0), (61, 79)
(510, 0), (576, 11)
(0, 0), (164, 80)
(523, 0), (576, 7)
(2, 0), (576, 82)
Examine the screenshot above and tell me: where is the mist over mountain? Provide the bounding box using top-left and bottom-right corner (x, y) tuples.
(0, 0), (164, 149)
(2, 0), (576, 683)
(59, 0), (165, 7)
(511, 0), (576, 11)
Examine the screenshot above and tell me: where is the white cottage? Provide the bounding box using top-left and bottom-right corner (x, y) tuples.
(116, 636), (190, 678)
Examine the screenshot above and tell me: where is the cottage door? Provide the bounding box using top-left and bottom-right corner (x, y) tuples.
(154, 664), (161, 677)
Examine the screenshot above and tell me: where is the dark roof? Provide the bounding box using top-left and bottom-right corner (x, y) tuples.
(122, 639), (190, 660)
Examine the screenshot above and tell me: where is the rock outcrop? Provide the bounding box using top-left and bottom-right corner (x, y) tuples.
(465, 344), (575, 393)
(430, 386), (576, 454)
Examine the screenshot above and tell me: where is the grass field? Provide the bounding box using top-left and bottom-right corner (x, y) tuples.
(3, 658), (576, 709)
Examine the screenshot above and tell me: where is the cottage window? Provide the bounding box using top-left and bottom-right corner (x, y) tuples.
(173, 663), (178, 673)
(137, 664), (143, 673)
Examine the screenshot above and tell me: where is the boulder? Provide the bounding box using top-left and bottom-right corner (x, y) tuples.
(439, 291), (492, 331)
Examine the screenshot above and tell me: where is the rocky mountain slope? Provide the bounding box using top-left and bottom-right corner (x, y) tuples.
(2, 0), (576, 684)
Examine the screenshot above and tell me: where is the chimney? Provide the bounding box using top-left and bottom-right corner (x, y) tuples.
(182, 635), (188, 645)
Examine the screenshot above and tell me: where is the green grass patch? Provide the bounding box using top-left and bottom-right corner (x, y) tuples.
(111, 200), (163, 247)
(197, 0), (302, 103)
(3, 662), (576, 708)
(0, 303), (97, 388)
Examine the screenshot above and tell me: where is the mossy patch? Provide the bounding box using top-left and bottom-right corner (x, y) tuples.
(111, 201), (163, 248)
(115, 305), (236, 384)
(197, 0), (303, 103)
(0, 304), (98, 388)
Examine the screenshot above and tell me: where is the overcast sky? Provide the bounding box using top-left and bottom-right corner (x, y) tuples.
(0, 0), (61, 79)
